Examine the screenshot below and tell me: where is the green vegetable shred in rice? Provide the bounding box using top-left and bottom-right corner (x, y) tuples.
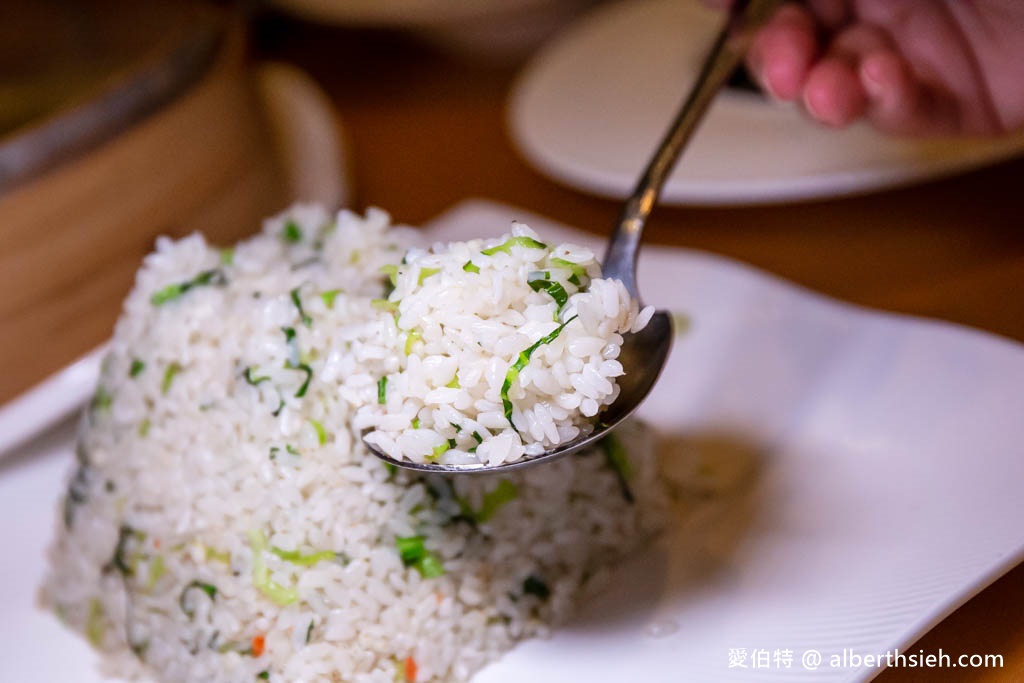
(42, 205), (670, 683)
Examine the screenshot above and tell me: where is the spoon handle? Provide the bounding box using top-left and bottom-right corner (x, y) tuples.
(602, 0), (784, 298)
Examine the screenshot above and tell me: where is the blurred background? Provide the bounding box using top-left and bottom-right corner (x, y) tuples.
(4, 1), (1024, 398)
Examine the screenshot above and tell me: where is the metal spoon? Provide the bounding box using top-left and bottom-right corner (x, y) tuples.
(367, 0), (782, 473)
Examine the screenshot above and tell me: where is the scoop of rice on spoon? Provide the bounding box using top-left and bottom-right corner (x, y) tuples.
(364, 0), (783, 473)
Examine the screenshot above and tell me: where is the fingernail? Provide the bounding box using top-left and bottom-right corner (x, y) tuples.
(860, 58), (885, 99)
(803, 89), (822, 119)
(803, 86), (833, 124)
(757, 62), (783, 101)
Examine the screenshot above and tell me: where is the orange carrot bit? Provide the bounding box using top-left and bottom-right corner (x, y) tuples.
(153, 539), (161, 549)
(435, 591), (443, 605)
(251, 634), (266, 657)
(403, 656), (418, 682)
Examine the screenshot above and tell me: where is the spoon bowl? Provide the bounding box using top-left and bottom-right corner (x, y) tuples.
(367, 310), (673, 473)
(365, 0), (781, 473)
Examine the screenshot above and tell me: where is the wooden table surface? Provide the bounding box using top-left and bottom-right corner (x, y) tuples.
(257, 16), (1023, 682)
(3, 6), (1020, 681)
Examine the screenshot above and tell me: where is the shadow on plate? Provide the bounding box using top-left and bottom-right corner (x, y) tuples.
(564, 429), (768, 635)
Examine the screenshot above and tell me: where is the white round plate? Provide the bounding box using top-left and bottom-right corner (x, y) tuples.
(272, 0), (563, 27)
(508, 0), (1024, 205)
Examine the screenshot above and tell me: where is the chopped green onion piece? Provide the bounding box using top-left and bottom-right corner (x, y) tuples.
(146, 555), (166, 591)
(418, 267), (441, 285)
(205, 546), (231, 564)
(305, 620), (314, 644)
(378, 376), (388, 404)
(291, 363), (313, 398)
(281, 220), (303, 243)
(522, 574), (550, 600)
(600, 433), (634, 503)
(286, 444), (300, 456)
(500, 316), (577, 427)
(471, 431), (483, 444)
(220, 248), (234, 266)
(151, 269), (225, 305)
(161, 363), (182, 395)
(601, 432), (632, 478)
(411, 417), (420, 429)
(319, 289), (341, 308)
(308, 419), (327, 445)
(462, 261), (480, 273)
(195, 582), (217, 598)
(550, 257), (587, 285)
(151, 284), (186, 306)
(106, 525), (137, 576)
(271, 547), (336, 566)
(280, 326), (312, 396)
(138, 418), (151, 437)
(454, 491), (481, 523)
(404, 329), (422, 355)
(91, 386), (113, 413)
(456, 480), (517, 523)
(481, 236), (547, 256)
(244, 367), (270, 385)
(129, 638), (149, 658)
(257, 672), (270, 681)
(395, 536), (445, 578)
(445, 375), (460, 389)
(269, 446), (280, 460)
(396, 535), (425, 565)
(248, 529), (299, 606)
(290, 288), (312, 328)
(384, 462), (397, 478)
(476, 480), (518, 523)
(371, 298), (399, 312)
(428, 443), (448, 461)
(129, 359), (145, 377)
(86, 598), (105, 646)
(379, 264), (399, 286)
(527, 272), (568, 309)
(179, 580), (217, 618)
(281, 326), (299, 366)
(417, 553), (445, 578)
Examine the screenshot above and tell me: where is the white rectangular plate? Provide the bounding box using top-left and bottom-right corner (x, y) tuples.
(2, 199), (1022, 682)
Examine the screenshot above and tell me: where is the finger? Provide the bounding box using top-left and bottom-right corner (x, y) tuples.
(799, 23), (891, 128)
(859, 50), (962, 136)
(747, 3), (819, 100)
(856, 0), (1006, 134)
(803, 58), (867, 127)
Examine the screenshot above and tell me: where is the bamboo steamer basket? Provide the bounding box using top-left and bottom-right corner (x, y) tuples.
(0, 1), (345, 403)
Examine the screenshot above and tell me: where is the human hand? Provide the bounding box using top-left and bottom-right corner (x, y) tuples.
(714, 0), (1024, 136)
